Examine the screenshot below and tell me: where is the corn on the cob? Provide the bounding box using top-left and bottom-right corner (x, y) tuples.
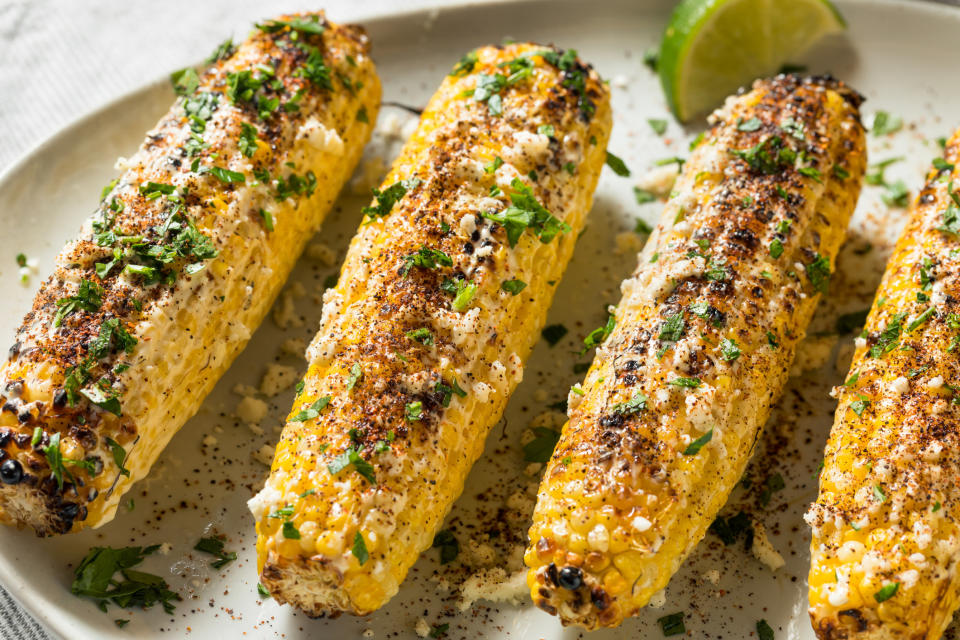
(251, 43), (611, 616)
(0, 13), (379, 536)
(525, 75), (866, 629)
(807, 133), (960, 639)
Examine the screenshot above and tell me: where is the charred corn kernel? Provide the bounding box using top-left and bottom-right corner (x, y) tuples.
(251, 44), (611, 616)
(526, 75), (866, 629)
(0, 13), (379, 537)
(584, 552), (610, 573)
(807, 130), (960, 640)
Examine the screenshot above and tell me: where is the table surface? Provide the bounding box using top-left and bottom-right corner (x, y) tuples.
(0, 1), (956, 638)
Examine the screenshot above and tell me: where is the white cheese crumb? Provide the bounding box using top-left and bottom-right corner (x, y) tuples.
(235, 396), (268, 425)
(362, 630), (374, 639)
(611, 74), (629, 88)
(281, 338), (307, 359)
(233, 384), (259, 397)
(252, 444), (275, 467)
(791, 335), (837, 375)
(899, 568), (920, 590)
(854, 336), (867, 349)
(927, 376), (944, 390)
(306, 243), (338, 265)
(631, 516), (652, 532)
(702, 569), (720, 585)
(158, 542), (173, 555)
(458, 568), (527, 611)
(636, 164), (678, 198)
(463, 540), (497, 568)
(751, 521), (785, 571)
(414, 618), (431, 638)
(297, 118), (344, 156)
(350, 156), (387, 195)
(889, 376), (910, 395)
(247, 484), (282, 520)
(507, 131), (550, 162)
(827, 581), (849, 606)
(202, 434), (217, 447)
(647, 589), (667, 608)
(567, 385), (584, 412)
(615, 230), (645, 255)
(260, 364), (299, 397)
(272, 291), (303, 329)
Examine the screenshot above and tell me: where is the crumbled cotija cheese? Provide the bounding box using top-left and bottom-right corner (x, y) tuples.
(260, 364), (299, 397)
(458, 567), (527, 611)
(235, 396), (268, 424)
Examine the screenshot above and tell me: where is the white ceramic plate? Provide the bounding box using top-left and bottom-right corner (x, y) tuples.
(1, 0), (958, 638)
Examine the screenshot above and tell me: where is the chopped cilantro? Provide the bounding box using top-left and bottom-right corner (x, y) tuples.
(605, 151), (631, 177)
(719, 338), (741, 362)
(657, 612), (685, 636)
(405, 401), (423, 422)
(836, 309), (869, 334)
(500, 279), (527, 295)
(659, 312), (685, 343)
(612, 392), (647, 416)
(805, 254), (831, 293)
(352, 531), (369, 564)
(346, 363), (362, 391)
(757, 619), (775, 640)
(869, 312), (906, 358)
(683, 428), (713, 455)
(71, 545), (180, 614)
(873, 484), (887, 503)
(481, 178), (570, 246)
(405, 328), (434, 346)
(582, 313), (615, 353)
(432, 529), (460, 563)
(760, 473), (785, 506)
(542, 324), (568, 346)
(169, 68), (199, 96)
(401, 246), (452, 276)
(648, 119), (668, 135)
(290, 396), (331, 422)
(53, 279), (104, 327)
(237, 122), (259, 158)
(908, 307), (936, 332)
(328, 448), (375, 484)
(634, 188), (656, 205)
(850, 395), (870, 416)
(362, 178), (421, 220)
(194, 537), (237, 569)
(872, 111), (903, 136)
(450, 51), (478, 76)
(709, 511), (751, 545)
(523, 427), (561, 463)
(874, 582), (899, 602)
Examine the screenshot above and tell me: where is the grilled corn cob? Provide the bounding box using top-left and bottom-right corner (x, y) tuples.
(251, 43), (611, 616)
(525, 75), (866, 629)
(807, 133), (960, 639)
(0, 13), (379, 536)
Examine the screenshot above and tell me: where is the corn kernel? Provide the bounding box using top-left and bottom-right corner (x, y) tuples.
(602, 568), (628, 596)
(584, 552), (610, 573)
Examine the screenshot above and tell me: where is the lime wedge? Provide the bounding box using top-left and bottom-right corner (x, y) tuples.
(658, 0), (846, 122)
